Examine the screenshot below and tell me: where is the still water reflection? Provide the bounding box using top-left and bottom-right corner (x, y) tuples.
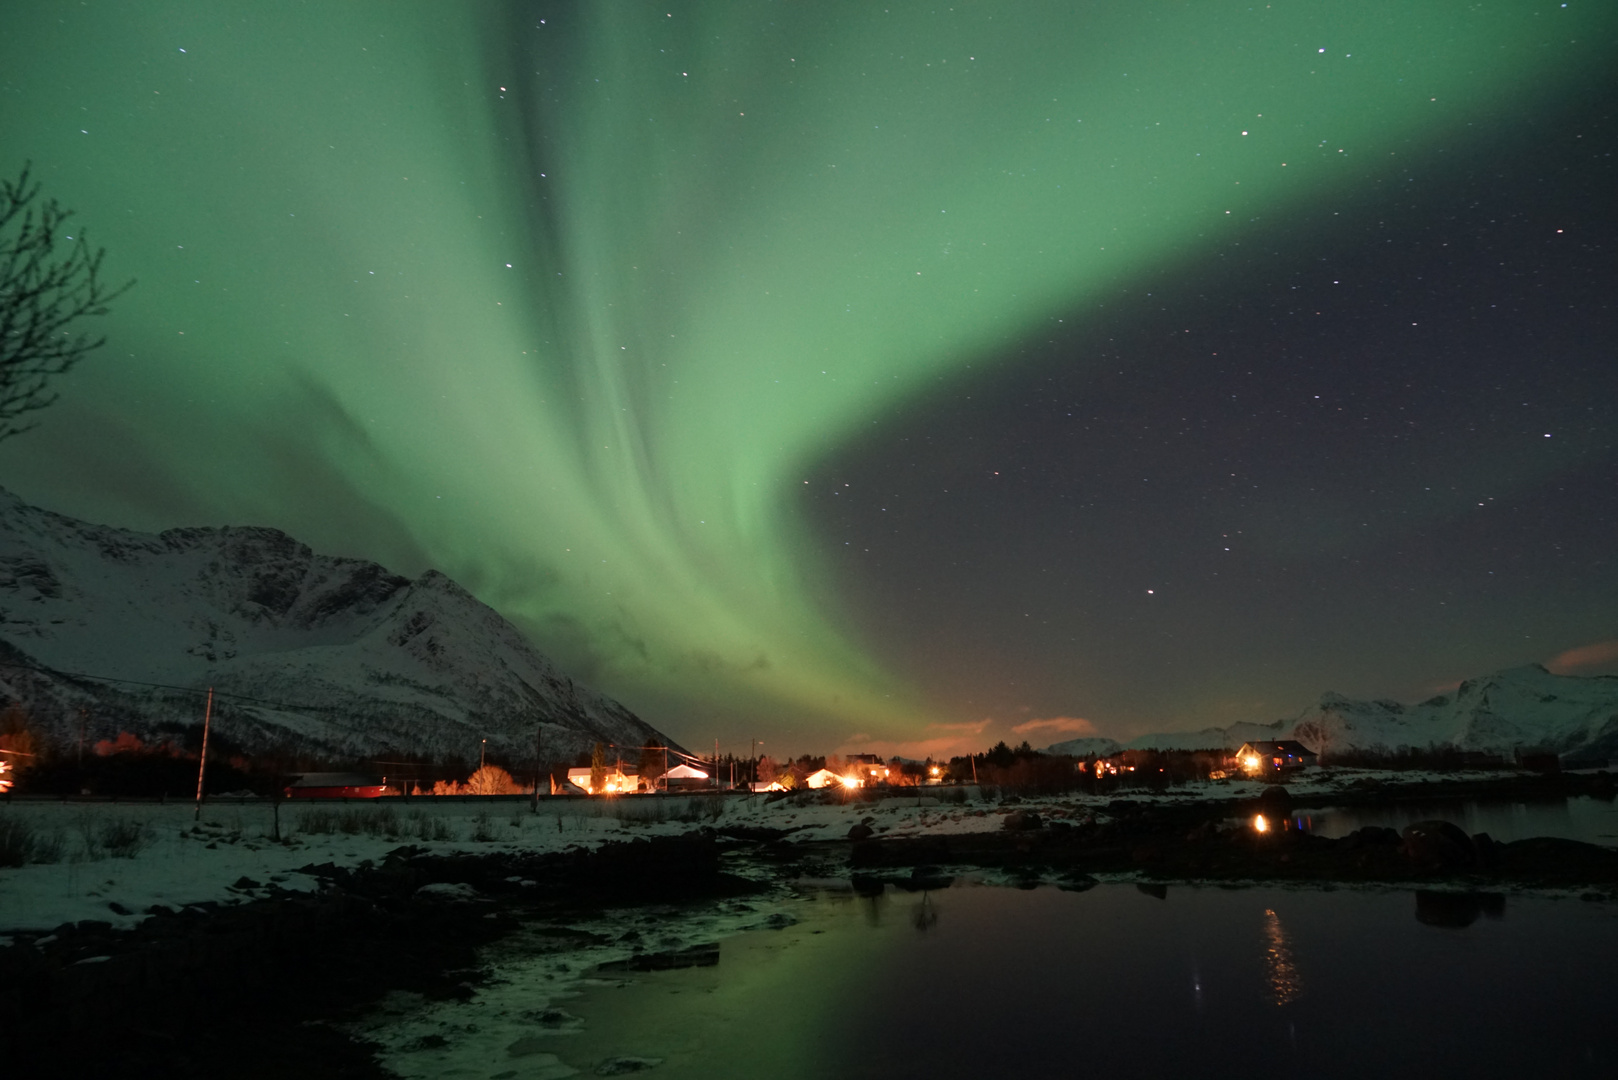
(420, 882), (1618, 1080)
(1298, 793), (1618, 845)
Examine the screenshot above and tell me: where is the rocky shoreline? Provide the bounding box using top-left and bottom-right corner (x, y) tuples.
(0, 835), (756, 1079)
(4, 772), (1615, 1077)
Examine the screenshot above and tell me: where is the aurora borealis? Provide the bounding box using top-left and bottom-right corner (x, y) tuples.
(2, 2), (1614, 756)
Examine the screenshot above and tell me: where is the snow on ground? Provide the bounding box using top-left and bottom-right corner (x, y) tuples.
(0, 768), (1543, 936)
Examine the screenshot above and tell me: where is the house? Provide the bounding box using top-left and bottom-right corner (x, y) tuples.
(284, 772), (389, 798)
(846, 753), (891, 785)
(662, 762), (712, 790)
(805, 767), (856, 789)
(1235, 741), (1318, 777)
(565, 765), (644, 795)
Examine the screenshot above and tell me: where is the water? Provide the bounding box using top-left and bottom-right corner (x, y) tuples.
(370, 881), (1618, 1080)
(1291, 794), (1618, 845)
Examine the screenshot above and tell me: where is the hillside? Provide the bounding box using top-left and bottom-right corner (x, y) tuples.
(0, 489), (672, 762)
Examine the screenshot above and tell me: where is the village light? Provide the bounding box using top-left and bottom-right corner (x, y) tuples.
(1243, 755), (1261, 772)
(1253, 813), (1270, 833)
(840, 775), (860, 789)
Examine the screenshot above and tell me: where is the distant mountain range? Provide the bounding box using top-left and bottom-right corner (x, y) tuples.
(0, 489), (672, 763)
(1047, 665), (1618, 766)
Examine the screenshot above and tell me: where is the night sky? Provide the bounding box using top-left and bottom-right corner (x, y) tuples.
(2, 2), (1613, 759)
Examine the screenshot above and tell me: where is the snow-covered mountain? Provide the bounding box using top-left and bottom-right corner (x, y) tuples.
(1047, 666), (1618, 765)
(1042, 736), (1123, 758)
(0, 489), (673, 762)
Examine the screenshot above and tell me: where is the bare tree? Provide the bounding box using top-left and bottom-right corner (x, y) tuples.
(0, 163), (133, 441)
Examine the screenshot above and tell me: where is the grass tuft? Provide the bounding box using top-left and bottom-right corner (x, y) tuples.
(0, 817), (65, 866)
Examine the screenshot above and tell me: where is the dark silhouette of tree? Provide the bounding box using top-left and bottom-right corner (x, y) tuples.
(0, 163), (133, 441)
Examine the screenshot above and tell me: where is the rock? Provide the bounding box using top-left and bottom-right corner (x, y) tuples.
(850, 874), (886, 897)
(1260, 785), (1292, 809)
(1136, 882), (1168, 900)
(598, 1057), (664, 1075)
(1401, 820), (1475, 868)
(1002, 810), (1042, 832)
(847, 823), (875, 841)
(1345, 825), (1402, 849)
(1185, 820), (1218, 842)
(415, 882), (483, 902)
(1471, 832), (1499, 870)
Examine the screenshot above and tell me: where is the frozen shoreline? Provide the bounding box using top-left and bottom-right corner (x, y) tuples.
(2, 767), (1609, 936)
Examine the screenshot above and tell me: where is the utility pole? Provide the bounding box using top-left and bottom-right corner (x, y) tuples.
(193, 688), (213, 822)
(532, 723), (543, 812)
(714, 738), (719, 790)
(751, 738), (756, 791)
(480, 738), (487, 771)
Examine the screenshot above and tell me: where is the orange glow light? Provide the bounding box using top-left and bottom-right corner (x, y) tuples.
(1253, 814), (1270, 833)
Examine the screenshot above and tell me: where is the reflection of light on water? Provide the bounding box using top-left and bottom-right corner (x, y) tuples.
(1263, 908), (1301, 1005)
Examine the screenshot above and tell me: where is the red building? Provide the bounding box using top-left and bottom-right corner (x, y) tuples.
(283, 772), (389, 798)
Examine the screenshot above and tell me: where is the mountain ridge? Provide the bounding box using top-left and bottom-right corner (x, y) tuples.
(1046, 664), (1618, 765)
(0, 488), (674, 762)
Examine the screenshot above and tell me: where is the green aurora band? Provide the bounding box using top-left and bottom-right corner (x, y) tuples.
(1, 2), (1610, 747)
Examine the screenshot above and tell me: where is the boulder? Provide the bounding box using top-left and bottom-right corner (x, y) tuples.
(1260, 785), (1293, 809)
(847, 823), (875, 841)
(1002, 810), (1043, 832)
(1401, 820), (1475, 868)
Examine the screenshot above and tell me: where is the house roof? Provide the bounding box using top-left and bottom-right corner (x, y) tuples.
(1238, 740), (1317, 756)
(567, 765), (640, 780)
(664, 763), (710, 779)
(288, 772), (383, 787)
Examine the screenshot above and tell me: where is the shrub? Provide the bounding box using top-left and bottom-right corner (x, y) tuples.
(465, 765), (523, 795)
(99, 817), (151, 858)
(294, 805), (401, 838)
(405, 809), (453, 842)
(676, 797), (725, 823)
(0, 816), (64, 866)
(469, 810), (497, 842)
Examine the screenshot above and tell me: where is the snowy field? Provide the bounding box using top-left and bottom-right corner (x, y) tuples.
(0, 769), (1550, 936)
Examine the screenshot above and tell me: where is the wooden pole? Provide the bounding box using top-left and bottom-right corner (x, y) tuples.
(540, 725), (553, 809)
(193, 687), (213, 821)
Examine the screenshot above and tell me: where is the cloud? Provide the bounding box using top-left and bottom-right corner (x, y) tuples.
(1546, 640), (1618, 675)
(1010, 716), (1097, 737)
(836, 719), (994, 761)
